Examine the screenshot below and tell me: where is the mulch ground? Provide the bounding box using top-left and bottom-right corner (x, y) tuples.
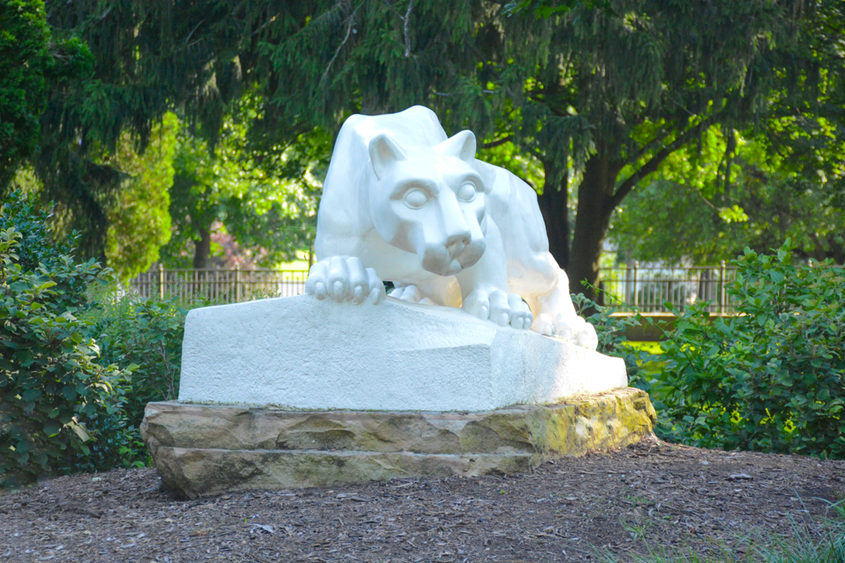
(1, 437), (843, 563)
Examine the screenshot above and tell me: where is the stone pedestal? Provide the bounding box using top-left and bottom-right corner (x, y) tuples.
(141, 387), (656, 499)
(142, 295), (656, 497)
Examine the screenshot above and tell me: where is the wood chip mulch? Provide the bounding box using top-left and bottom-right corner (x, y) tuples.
(1, 437), (843, 562)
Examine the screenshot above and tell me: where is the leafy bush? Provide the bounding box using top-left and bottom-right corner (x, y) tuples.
(86, 291), (189, 429)
(0, 193), (130, 488)
(652, 243), (845, 458)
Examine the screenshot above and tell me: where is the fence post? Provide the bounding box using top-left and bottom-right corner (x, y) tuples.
(158, 263), (165, 300)
(235, 263), (240, 302)
(631, 260), (639, 308)
(719, 260), (726, 315)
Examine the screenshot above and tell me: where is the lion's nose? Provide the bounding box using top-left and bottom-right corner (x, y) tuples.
(446, 234), (470, 258)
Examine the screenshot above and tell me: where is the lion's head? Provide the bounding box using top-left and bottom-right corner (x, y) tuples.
(366, 130), (489, 277)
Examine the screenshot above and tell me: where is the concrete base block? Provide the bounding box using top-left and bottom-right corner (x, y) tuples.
(177, 295), (629, 412)
(141, 387), (657, 499)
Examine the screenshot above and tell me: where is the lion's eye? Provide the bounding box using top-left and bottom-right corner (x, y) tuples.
(456, 181), (478, 202)
(403, 188), (430, 209)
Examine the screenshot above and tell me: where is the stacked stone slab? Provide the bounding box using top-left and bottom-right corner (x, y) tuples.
(142, 388), (656, 499)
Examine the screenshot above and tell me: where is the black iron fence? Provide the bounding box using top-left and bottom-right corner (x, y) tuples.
(128, 262), (738, 313)
(598, 261), (737, 314)
(129, 265), (309, 304)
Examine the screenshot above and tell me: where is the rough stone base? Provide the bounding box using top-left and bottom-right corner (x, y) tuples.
(141, 388), (657, 499)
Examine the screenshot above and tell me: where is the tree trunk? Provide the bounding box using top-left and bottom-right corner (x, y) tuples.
(193, 228), (211, 269)
(568, 153), (621, 304)
(537, 160), (570, 270)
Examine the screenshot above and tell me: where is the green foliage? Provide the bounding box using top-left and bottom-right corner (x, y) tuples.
(0, 192), (129, 488)
(13, 0), (842, 286)
(103, 113), (179, 280)
(0, 0), (51, 185)
(0, 1), (88, 186)
(30, 0), (232, 259)
(161, 109), (327, 268)
(611, 130), (845, 265)
(86, 291), (189, 429)
(649, 242), (845, 458)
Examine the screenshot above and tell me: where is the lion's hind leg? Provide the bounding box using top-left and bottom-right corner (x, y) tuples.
(518, 267), (599, 350)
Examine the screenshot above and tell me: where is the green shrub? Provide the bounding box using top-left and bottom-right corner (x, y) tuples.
(653, 242), (845, 458)
(86, 291), (189, 429)
(0, 193), (130, 488)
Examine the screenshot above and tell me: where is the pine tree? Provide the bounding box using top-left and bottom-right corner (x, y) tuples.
(28, 0), (497, 261)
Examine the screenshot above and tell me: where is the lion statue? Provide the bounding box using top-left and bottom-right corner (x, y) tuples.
(306, 106), (597, 349)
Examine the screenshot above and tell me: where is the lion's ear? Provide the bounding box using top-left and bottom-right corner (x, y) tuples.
(369, 133), (408, 179)
(434, 130), (476, 163)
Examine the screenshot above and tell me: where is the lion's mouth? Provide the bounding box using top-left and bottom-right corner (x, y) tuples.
(420, 239), (485, 276)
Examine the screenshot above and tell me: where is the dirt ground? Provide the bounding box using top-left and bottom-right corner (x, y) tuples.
(1, 437), (843, 563)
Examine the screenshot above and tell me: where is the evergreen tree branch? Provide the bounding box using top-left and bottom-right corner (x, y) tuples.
(403, 0), (414, 58)
(381, 0), (404, 21)
(382, 0), (415, 57)
(184, 19), (207, 46)
(482, 135), (513, 149)
(323, 2), (363, 80)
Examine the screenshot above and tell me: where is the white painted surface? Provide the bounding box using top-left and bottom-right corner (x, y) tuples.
(178, 295), (627, 412)
(306, 105), (597, 349)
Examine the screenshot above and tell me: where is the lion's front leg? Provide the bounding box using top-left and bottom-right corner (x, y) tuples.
(306, 256), (385, 304)
(456, 220), (533, 330)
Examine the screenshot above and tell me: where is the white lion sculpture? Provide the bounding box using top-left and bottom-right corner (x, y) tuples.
(306, 106), (597, 349)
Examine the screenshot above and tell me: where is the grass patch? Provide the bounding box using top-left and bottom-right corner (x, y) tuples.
(600, 499), (845, 563)
(622, 341), (664, 355)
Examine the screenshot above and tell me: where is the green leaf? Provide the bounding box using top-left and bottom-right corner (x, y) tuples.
(62, 386), (77, 401)
(21, 388), (41, 402)
(43, 421), (62, 437)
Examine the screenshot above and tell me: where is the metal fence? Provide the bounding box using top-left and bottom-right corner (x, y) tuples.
(598, 261), (737, 314)
(128, 262), (738, 313)
(129, 265), (309, 304)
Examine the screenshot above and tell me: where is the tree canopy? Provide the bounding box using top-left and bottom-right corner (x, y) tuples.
(2, 0), (843, 286)
(487, 0), (845, 299)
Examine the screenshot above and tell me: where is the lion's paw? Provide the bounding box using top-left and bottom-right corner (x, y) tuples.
(306, 256), (385, 304)
(388, 285), (437, 305)
(462, 288), (533, 330)
(532, 313), (598, 350)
